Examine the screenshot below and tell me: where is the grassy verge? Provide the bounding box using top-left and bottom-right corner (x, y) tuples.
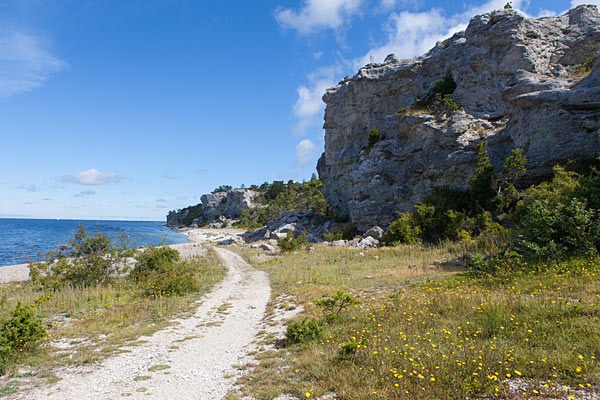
(234, 245), (600, 399)
(0, 249), (224, 388)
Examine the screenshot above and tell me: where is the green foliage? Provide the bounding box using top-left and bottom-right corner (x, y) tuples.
(469, 141), (497, 212)
(384, 144), (524, 246)
(29, 224), (132, 288)
(212, 185), (232, 193)
(515, 164), (600, 260)
(324, 232), (343, 242)
(131, 246), (204, 296)
(504, 2), (512, 9)
(342, 225), (358, 240)
(314, 291), (356, 321)
(368, 128), (380, 147)
(416, 74), (457, 107)
(278, 231), (308, 252)
(182, 204), (203, 226)
(497, 148), (527, 210)
(339, 341), (359, 360)
(285, 318), (323, 345)
(0, 304), (46, 375)
(131, 246), (180, 279)
(238, 178), (328, 229)
(384, 213), (422, 245)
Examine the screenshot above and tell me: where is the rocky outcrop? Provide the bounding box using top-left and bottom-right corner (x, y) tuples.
(241, 210), (331, 243)
(317, 6), (600, 231)
(166, 189), (259, 227)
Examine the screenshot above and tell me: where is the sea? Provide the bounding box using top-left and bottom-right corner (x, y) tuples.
(0, 218), (188, 267)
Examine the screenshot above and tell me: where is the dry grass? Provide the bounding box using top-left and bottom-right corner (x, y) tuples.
(234, 245), (600, 400)
(0, 249), (224, 385)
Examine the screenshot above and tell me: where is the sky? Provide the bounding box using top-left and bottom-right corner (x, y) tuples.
(0, 0), (596, 221)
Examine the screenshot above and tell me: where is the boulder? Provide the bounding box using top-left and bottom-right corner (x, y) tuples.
(358, 236), (380, 249)
(330, 240), (348, 247)
(364, 226), (384, 241)
(260, 243), (277, 253)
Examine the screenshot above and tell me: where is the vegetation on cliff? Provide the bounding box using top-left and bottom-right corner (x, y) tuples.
(236, 177), (328, 229)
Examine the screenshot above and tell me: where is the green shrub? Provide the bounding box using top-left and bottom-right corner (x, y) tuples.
(29, 224), (132, 288)
(416, 74), (457, 107)
(324, 232), (343, 242)
(132, 246), (204, 296)
(0, 304), (46, 376)
(384, 213), (422, 245)
(469, 141), (497, 212)
(278, 232), (307, 252)
(285, 318), (323, 345)
(131, 246), (179, 278)
(314, 290), (356, 321)
(339, 341), (359, 360)
(368, 128), (380, 147)
(516, 164), (600, 260)
(182, 204), (203, 226)
(342, 225), (358, 240)
(237, 178), (328, 229)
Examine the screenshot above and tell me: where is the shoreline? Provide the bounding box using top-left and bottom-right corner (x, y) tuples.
(0, 227), (246, 284)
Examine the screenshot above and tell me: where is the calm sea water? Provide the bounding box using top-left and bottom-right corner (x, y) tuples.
(0, 218), (188, 266)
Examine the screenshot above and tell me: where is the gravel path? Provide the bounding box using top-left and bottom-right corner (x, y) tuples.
(18, 246), (271, 400)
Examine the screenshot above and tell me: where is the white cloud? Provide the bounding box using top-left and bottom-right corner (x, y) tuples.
(293, 65), (345, 135)
(61, 168), (121, 185)
(536, 9), (557, 17)
(360, 0), (530, 64)
(0, 30), (66, 96)
(571, 0), (600, 7)
(296, 139), (320, 166)
(275, 0), (364, 34)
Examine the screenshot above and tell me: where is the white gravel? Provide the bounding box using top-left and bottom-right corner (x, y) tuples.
(0, 264), (30, 284)
(15, 245), (271, 400)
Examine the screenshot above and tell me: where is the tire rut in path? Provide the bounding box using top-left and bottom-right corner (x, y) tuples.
(20, 246), (271, 400)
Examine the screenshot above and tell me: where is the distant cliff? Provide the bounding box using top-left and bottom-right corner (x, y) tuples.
(167, 189), (258, 227)
(317, 5), (600, 231)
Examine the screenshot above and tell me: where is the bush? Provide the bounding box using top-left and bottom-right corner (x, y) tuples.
(132, 246), (203, 296)
(384, 213), (422, 245)
(342, 225), (358, 240)
(339, 341), (359, 360)
(237, 178), (328, 229)
(416, 74), (457, 107)
(131, 246), (180, 278)
(368, 128), (380, 147)
(285, 318), (323, 345)
(516, 165), (600, 260)
(29, 224), (132, 288)
(278, 232), (307, 252)
(314, 291), (356, 321)
(0, 304), (46, 375)
(324, 232), (343, 242)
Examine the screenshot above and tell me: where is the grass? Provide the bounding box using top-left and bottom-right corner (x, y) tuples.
(234, 244), (600, 399)
(0, 249), (224, 382)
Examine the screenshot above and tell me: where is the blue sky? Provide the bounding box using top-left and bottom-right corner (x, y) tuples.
(0, 0), (594, 221)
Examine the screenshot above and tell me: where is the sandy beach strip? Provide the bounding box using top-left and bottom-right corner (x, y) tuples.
(0, 263), (30, 284)
(0, 228), (245, 285)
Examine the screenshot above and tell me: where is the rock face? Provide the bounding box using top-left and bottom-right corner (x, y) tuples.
(317, 6), (600, 231)
(201, 190), (258, 222)
(166, 189), (258, 227)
